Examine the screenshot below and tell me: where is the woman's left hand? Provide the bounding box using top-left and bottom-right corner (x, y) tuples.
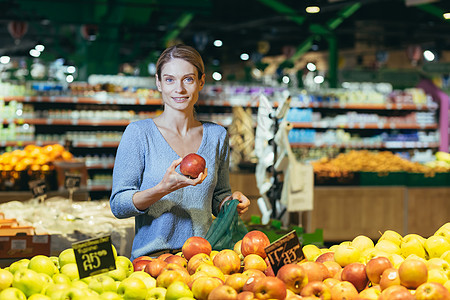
(232, 191), (250, 216)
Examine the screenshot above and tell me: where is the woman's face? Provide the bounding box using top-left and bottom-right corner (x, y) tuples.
(156, 58), (205, 112)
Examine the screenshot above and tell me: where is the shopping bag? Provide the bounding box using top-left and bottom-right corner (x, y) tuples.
(205, 199), (248, 251)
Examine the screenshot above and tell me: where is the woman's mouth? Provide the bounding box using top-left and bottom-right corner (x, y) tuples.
(172, 97), (189, 103)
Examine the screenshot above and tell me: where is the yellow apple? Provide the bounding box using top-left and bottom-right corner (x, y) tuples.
(8, 259), (30, 275)
(441, 250), (450, 264)
(115, 256), (134, 277)
(425, 235), (450, 258)
(99, 291), (123, 300)
(378, 230), (403, 246)
(405, 254), (427, 264)
(358, 286), (381, 299)
(375, 240), (401, 255)
(387, 253), (405, 269)
(302, 244), (322, 261)
(58, 248), (76, 268)
(334, 244), (361, 267)
(12, 268), (45, 298)
(0, 287), (27, 300)
(0, 269), (14, 290)
(401, 235), (427, 259)
(59, 263), (79, 281)
(352, 235), (374, 253)
(427, 258), (450, 278)
(88, 274), (117, 294)
(28, 255), (58, 277)
(329, 245), (339, 252)
(427, 269), (448, 284)
(435, 227), (450, 243)
(28, 294), (51, 300)
(117, 277), (147, 300)
(128, 271), (156, 290)
(444, 280), (450, 293)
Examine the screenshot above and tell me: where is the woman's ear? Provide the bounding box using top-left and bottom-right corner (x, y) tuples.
(155, 75), (162, 92)
(198, 74), (205, 91)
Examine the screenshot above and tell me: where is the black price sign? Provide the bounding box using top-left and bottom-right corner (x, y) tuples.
(29, 179), (47, 198)
(264, 230), (303, 275)
(65, 173), (82, 189)
(72, 235), (116, 279)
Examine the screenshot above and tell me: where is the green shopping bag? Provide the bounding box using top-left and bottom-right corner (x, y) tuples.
(205, 199), (248, 251)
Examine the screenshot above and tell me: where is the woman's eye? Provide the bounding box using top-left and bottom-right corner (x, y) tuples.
(165, 78), (173, 83)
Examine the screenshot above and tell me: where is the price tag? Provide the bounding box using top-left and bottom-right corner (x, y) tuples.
(264, 230), (303, 275)
(29, 179), (47, 199)
(72, 235), (116, 279)
(65, 173), (82, 190)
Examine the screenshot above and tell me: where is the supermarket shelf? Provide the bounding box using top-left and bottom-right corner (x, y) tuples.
(86, 163), (115, 169)
(292, 102), (435, 111)
(291, 122), (438, 130)
(72, 141), (120, 148)
(88, 184), (112, 192)
(290, 141), (440, 149)
(4, 96), (162, 106)
(9, 118), (131, 126)
(0, 140), (60, 147)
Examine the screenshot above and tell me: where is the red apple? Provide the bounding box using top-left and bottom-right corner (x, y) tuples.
(132, 258), (152, 272)
(157, 253), (173, 261)
(264, 264), (275, 277)
(315, 252), (335, 263)
(398, 259), (428, 289)
(323, 261), (342, 279)
(144, 258), (168, 278)
(164, 254), (188, 269)
(132, 255), (152, 264)
(341, 262), (369, 292)
(241, 230), (271, 259)
(191, 276), (223, 300)
(225, 273), (250, 293)
(365, 256), (393, 285)
(252, 276), (287, 300)
(242, 276), (264, 293)
(187, 252), (212, 275)
(155, 269), (184, 288)
(276, 263), (308, 294)
(414, 282), (450, 300)
(379, 267), (400, 291)
(208, 284), (238, 300)
(298, 261), (327, 282)
(323, 277), (340, 290)
(241, 269), (266, 280)
(300, 281), (331, 299)
(237, 291), (254, 300)
(182, 236), (212, 261)
(213, 249), (241, 275)
(329, 280), (359, 299)
(378, 285), (411, 300)
(180, 153), (206, 178)
(234, 240), (243, 256)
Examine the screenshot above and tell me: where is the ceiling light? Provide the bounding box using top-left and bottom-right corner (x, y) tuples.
(282, 76), (290, 84)
(306, 62), (317, 72)
(444, 12), (450, 19)
(212, 72), (222, 81)
(35, 44), (45, 52)
(67, 66), (76, 74)
(213, 40), (223, 47)
(306, 6), (320, 13)
(0, 56), (10, 64)
(66, 75), (74, 83)
(314, 75), (324, 84)
(240, 53), (249, 61)
(29, 49), (40, 57)
(423, 50), (435, 62)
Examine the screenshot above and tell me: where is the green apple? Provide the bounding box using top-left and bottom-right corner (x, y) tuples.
(28, 294), (52, 300)
(401, 235), (427, 258)
(146, 287), (167, 300)
(0, 268), (14, 290)
(112, 245), (118, 260)
(107, 265), (127, 281)
(117, 277), (147, 300)
(50, 256), (60, 269)
(378, 230), (403, 247)
(351, 235), (374, 253)
(333, 244), (361, 267)
(9, 259), (30, 274)
(28, 255), (58, 277)
(58, 248), (76, 268)
(72, 279), (89, 289)
(375, 240), (401, 255)
(88, 275), (117, 294)
(165, 281), (194, 300)
(115, 256), (134, 277)
(128, 271), (156, 290)
(0, 287), (26, 300)
(425, 235), (450, 258)
(52, 273), (71, 285)
(178, 298), (196, 300)
(43, 283), (71, 298)
(99, 291), (123, 300)
(55, 287), (88, 300)
(12, 268), (45, 297)
(60, 263), (79, 281)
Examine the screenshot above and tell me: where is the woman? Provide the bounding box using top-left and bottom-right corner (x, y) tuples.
(110, 44), (250, 260)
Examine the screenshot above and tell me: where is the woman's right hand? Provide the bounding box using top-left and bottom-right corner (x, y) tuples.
(160, 158), (207, 193)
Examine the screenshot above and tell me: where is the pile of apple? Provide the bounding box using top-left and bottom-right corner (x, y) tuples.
(0, 223), (449, 300)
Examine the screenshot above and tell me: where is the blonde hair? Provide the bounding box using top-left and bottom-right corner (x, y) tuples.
(156, 44), (205, 79)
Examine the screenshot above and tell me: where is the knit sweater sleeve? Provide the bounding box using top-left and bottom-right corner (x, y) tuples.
(211, 129), (232, 216)
(110, 122), (148, 219)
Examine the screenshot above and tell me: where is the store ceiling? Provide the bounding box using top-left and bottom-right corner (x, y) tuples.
(0, 0), (449, 76)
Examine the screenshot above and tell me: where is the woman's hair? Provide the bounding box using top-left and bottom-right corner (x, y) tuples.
(156, 44), (205, 79)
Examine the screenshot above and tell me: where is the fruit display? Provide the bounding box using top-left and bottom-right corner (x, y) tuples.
(1, 224), (449, 299)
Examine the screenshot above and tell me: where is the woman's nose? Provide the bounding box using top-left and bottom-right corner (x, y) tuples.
(175, 81), (186, 92)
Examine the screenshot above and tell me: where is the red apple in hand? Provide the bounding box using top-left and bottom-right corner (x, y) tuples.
(180, 153), (206, 178)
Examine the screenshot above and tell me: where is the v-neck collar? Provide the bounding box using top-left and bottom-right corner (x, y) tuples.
(149, 118), (206, 158)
